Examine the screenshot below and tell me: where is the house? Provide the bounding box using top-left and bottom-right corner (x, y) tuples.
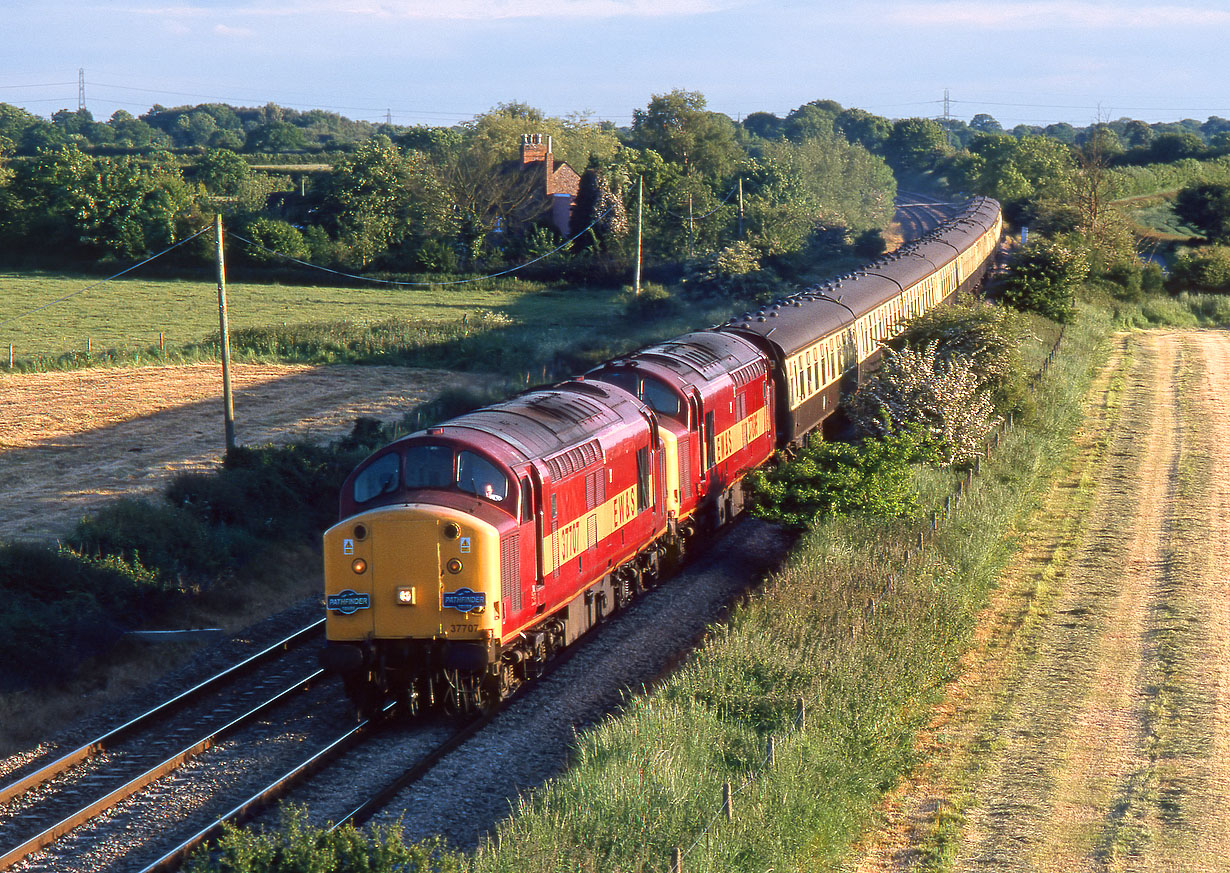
(518, 133), (580, 237)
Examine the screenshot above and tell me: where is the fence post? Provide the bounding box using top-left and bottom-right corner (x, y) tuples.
(672, 847), (683, 873)
(796, 696), (806, 730)
(766, 735), (775, 767)
(7, 344), (11, 367)
(723, 781), (734, 821)
(159, 331), (164, 352)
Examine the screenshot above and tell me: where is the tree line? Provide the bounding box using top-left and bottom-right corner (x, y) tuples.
(3, 92), (1229, 294)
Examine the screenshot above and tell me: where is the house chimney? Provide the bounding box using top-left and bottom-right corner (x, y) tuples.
(521, 133), (549, 165)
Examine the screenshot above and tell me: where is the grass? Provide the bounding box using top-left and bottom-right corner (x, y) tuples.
(0, 271), (627, 363)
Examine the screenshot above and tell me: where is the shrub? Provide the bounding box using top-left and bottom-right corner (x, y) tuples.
(1169, 245), (1230, 291)
(849, 342), (1000, 466)
(0, 543), (172, 690)
(894, 302), (1027, 414)
(747, 427), (937, 530)
(1174, 182), (1230, 243)
(998, 239), (1088, 323)
(623, 282), (677, 320)
(184, 806), (461, 873)
(67, 498), (244, 586)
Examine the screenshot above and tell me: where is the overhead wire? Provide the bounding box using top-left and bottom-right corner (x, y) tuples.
(0, 226), (212, 330)
(226, 203), (617, 288)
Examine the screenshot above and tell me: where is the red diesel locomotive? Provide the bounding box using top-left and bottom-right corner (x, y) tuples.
(319, 197), (1003, 715)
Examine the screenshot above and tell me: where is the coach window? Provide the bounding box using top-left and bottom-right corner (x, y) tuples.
(403, 444), (453, 488)
(353, 452), (400, 503)
(458, 451), (508, 502)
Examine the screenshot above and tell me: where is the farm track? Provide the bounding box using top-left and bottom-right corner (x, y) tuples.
(852, 329), (1230, 873)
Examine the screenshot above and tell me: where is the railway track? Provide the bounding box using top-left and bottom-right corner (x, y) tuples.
(0, 621), (329, 871)
(895, 191), (960, 242)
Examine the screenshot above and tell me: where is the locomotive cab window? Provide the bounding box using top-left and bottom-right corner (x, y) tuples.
(458, 451), (508, 502)
(354, 452), (400, 503)
(403, 444), (453, 489)
(600, 371), (683, 420)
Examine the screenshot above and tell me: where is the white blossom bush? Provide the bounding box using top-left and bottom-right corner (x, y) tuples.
(849, 341), (999, 467)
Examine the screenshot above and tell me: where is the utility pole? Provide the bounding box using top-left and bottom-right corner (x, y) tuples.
(943, 88), (951, 122)
(737, 177), (744, 240)
(214, 215), (236, 453)
(634, 175), (643, 296)
(687, 193), (694, 260)
(78, 68), (85, 112)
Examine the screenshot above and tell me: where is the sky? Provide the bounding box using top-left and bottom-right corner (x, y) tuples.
(2, 0), (1228, 130)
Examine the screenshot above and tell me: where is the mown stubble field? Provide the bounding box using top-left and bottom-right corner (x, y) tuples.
(854, 328), (1230, 872)
(0, 362), (487, 542)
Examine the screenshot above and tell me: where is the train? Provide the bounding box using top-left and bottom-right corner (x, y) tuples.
(318, 196), (1003, 717)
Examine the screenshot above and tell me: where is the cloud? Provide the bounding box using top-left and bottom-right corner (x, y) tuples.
(882, 1), (1230, 29)
(213, 23), (255, 36)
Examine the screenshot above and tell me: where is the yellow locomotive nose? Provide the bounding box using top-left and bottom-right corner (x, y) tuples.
(322, 506), (500, 644)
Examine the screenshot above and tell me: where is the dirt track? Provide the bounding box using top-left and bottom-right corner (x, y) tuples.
(0, 363), (487, 542)
(854, 329), (1230, 872)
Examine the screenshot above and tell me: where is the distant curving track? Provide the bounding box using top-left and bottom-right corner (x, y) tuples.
(895, 191), (961, 242)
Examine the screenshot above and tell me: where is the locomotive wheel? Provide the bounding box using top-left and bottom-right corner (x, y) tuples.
(347, 673), (385, 723)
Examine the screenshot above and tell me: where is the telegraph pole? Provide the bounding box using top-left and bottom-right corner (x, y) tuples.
(78, 68), (85, 112)
(634, 175), (643, 296)
(687, 193), (694, 259)
(214, 215), (236, 452)
(737, 177), (744, 239)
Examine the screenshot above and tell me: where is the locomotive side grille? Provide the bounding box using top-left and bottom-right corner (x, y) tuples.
(501, 534), (521, 614)
(680, 441), (692, 499)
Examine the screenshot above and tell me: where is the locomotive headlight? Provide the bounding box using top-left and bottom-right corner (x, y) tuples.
(351, 558), (367, 574)
(446, 558), (463, 575)
(443, 523), (461, 540)
(396, 586), (416, 605)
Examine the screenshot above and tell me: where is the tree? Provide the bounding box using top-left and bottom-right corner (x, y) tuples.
(196, 148), (250, 195)
(782, 100), (841, 142)
(11, 147), (192, 259)
(317, 135), (452, 268)
(969, 113), (1003, 134)
(849, 342), (999, 467)
(884, 118), (948, 174)
(631, 90), (742, 179)
(834, 108), (891, 152)
(999, 239), (1088, 323)
(742, 112), (783, 141)
(244, 120), (307, 153)
(1174, 182), (1230, 243)
(953, 134), (1073, 205)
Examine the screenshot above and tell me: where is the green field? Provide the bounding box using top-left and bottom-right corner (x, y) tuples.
(0, 271), (627, 360)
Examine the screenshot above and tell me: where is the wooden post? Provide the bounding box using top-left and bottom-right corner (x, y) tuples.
(634, 175), (643, 296)
(86, 337), (91, 355)
(671, 847), (683, 873)
(159, 331), (164, 353)
(723, 781), (734, 821)
(796, 696), (806, 729)
(766, 735), (775, 766)
(737, 176), (744, 239)
(214, 214), (237, 453)
(7, 344), (12, 367)
(688, 193), (694, 259)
